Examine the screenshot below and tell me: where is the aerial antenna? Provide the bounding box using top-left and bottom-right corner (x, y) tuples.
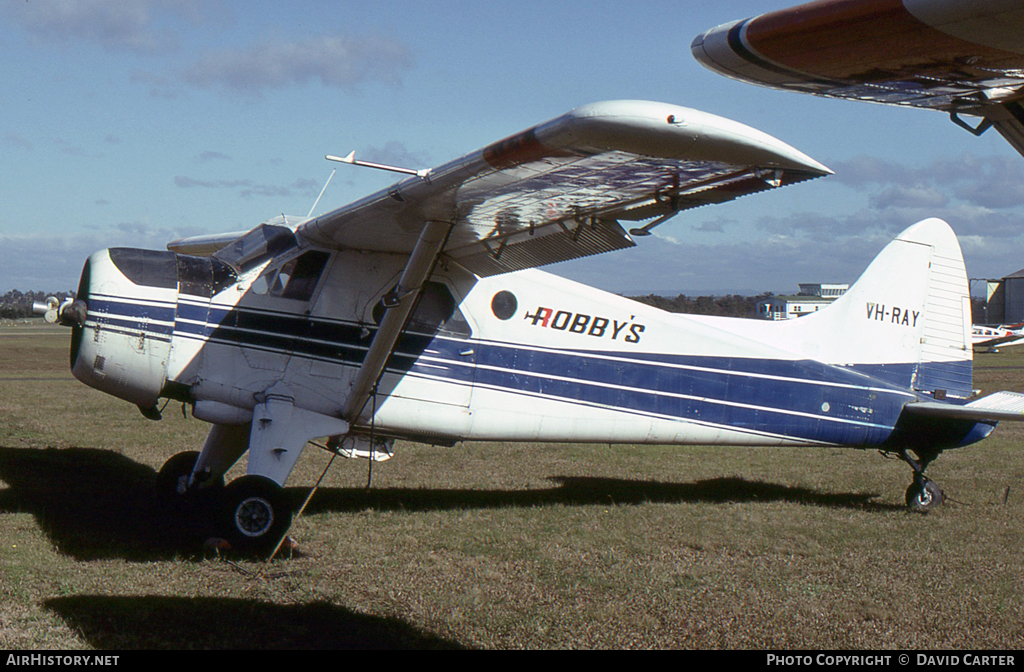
(307, 169), (335, 217)
(326, 151), (430, 179)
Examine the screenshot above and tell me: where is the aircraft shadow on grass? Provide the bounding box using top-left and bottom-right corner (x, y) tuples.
(43, 595), (466, 650)
(0, 445), (896, 561)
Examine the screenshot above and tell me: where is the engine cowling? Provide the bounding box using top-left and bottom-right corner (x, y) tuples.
(70, 248), (177, 411)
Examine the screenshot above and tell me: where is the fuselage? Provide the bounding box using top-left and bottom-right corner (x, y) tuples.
(67, 239), (992, 453)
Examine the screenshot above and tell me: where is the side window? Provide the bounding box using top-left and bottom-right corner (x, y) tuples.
(250, 250), (331, 301)
(271, 251), (330, 300)
(373, 281), (471, 337)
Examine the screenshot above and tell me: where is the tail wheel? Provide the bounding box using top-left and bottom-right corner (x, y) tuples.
(219, 475), (293, 557)
(905, 477), (944, 512)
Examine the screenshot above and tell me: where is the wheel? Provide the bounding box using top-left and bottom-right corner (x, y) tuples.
(218, 475), (293, 557)
(156, 451), (200, 502)
(155, 450), (223, 506)
(905, 478), (944, 512)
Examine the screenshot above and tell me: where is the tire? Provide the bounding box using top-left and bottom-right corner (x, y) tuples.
(218, 475), (293, 557)
(905, 478), (944, 512)
(156, 451), (200, 502)
(156, 450), (223, 507)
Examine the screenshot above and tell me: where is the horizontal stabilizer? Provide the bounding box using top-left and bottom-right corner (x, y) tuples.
(904, 391), (1024, 422)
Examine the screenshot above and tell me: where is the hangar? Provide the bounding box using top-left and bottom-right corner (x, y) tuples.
(985, 269), (1024, 325)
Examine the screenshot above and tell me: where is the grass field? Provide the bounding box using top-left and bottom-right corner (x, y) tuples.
(1, 320), (1023, 649)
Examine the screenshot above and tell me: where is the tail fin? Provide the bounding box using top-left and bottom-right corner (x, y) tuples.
(776, 218), (972, 398)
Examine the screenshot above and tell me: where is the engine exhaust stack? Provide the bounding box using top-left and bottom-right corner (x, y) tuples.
(32, 296), (87, 327)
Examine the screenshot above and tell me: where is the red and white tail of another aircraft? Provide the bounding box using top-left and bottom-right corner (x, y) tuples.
(692, 0), (1024, 156)
(973, 323), (1024, 350)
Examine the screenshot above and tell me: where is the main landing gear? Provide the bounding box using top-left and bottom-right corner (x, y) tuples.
(899, 448), (945, 512)
(156, 452), (292, 556)
(217, 475), (293, 556)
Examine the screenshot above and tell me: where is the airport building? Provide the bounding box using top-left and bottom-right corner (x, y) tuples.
(758, 283), (849, 320)
(985, 269), (1024, 324)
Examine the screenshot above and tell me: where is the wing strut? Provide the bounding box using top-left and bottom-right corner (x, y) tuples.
(341, 219), (455, 424)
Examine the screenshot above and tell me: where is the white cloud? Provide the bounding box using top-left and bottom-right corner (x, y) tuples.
(869, 185), (949, 210)
(7, 0), (167, 53)
(195, 151), (231, 163)
(831, 153), (1024, 210)
(178, 34), (414, 95)
(174, 175), (320, 199)
(360, 141), (429, 170)
(4, 0), (231, 54)
(2, 134), (34, 151)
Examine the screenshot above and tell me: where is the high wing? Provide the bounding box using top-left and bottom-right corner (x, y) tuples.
(296, 100), (831, 276)
(692, 0), (1024, 157)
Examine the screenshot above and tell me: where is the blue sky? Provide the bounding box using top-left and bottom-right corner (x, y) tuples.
(3, 0), (1024, 296)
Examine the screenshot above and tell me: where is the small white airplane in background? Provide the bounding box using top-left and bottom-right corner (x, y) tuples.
(692, 0), (1024, 158)
(38, 100), (1024, 556)
(973, 323), (1024, 351)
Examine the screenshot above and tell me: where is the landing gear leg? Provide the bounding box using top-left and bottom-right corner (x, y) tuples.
(900, 448), (944, 512)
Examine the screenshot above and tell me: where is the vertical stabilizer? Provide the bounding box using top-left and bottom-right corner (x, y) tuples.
(767, 218), (973, 397)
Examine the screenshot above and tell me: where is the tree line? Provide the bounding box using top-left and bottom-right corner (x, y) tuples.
(628, 293), (774, 318)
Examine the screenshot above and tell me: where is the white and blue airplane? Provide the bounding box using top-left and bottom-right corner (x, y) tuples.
(39, 100), (1024, 555)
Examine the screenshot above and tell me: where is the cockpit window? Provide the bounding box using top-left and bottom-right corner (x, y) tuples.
(213, 224), (298, 274)
(271, 250), (331, 301)
(250, 250), (331, 301)
(109, 248), (177, 289)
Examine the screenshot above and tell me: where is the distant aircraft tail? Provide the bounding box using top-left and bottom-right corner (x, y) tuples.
(772, 218), (973, 398)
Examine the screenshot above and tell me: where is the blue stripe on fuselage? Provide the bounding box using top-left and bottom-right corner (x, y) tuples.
(90, 296), (948, 446)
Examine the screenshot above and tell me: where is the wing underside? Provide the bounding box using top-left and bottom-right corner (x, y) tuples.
(692, 0), (1024, 157)
(445, 154), (814, 276)
(297, 100), (831, 276)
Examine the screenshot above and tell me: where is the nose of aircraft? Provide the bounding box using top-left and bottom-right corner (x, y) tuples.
(69, 248), (176, 411)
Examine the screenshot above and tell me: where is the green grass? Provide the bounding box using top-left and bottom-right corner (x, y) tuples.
(2, 321), (1024, 648)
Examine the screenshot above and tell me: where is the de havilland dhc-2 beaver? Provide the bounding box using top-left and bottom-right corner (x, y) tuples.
(36, 97), (1024, 555)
